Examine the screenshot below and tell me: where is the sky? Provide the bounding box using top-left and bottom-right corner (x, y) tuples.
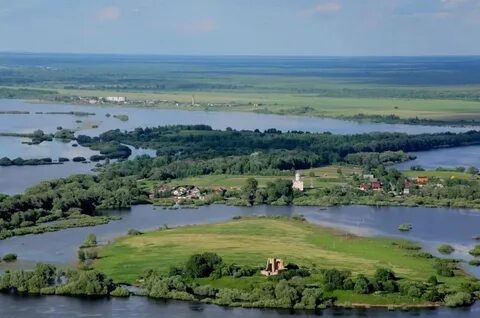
(1, 0), (480, 56)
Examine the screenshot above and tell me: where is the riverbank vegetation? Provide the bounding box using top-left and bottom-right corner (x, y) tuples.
(0, 263), (117, 296)
(0, 128), (75, 144)
(94, 217), (479, 308)
(0, 175), (148, 240)
(0, 157), (57, 166)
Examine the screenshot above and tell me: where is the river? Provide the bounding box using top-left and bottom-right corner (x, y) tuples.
(1, 99), (478, 136)
(1, 295), (479, 318)
(1, 205), (479, 277)
(1, 100), (480, 194)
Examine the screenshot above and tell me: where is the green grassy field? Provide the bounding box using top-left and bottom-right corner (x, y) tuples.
(95, 217), (469, 291)
(403, 170), (478, 181)
(5, 84), (480, 122)
(53, 87), (480, 122)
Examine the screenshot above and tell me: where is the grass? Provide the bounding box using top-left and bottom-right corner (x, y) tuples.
(403, 170), (477, 180)
(5, 83), (480, 122)
(52, 88), (480, 122)
(95, 217), (470, 292)
(137, 165), (361, 191)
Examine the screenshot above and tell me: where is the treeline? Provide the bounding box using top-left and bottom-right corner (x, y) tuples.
(0, 263), (118, 296)
(140, 252), (478, 309)
(80, 125), (480, 162)
(87, 125), (480, 184)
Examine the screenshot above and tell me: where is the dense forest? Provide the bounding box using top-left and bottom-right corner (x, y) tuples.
(79, 125), (480, 163)
(2, 125), (480, 238)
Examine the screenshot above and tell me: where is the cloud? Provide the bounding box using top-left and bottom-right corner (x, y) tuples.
(313, 2), (342, 14)
(175, 19), (216, 34)
(98, 6), (121, 22)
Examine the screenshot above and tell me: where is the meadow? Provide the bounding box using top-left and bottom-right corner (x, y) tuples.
(94, 217), (472, 305)
(138, 166), (361, 191)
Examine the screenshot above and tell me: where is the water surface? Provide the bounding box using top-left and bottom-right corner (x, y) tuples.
(1, 99), (477, 136)
(1, 295), (479, 318)
(1, 205), (479, 277)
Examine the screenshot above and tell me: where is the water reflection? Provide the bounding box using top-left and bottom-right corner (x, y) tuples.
(0, 295), (478, 318)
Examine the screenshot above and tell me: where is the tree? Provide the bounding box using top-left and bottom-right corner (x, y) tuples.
(354, 275), (372, 294)
(83, 233), (97, 247)
(184, 252), (223, 278)
(274, 280), (298, 307)
(241, 178), (258, 206)
(323, 269), (351, 291)
(78, 249), (86, 263)
(466, 166), (479, 175)
(374, 268), (396, 282)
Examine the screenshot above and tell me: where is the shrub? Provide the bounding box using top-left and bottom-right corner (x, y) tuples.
(398, 223), (412, 232)
(469, 245), (480, 257)
(274, 280), (298, 308)
(300, 288), (324, 309)
(233, 266), (257, 278)
(110, 286), (130, 297)
(354, 275), (372, 294)
(127, 229), (143, 236)
(427, 275), (438, 285)
(323, 269), (351, 291)
(3, 253), (17, 262)
(423, 287), (442, 302)
(184, 252), (223, 278)
(148, 279), (169, 298)
(434, 260), (456, 277)
(468, 259), (480, 266)
(275, 268), (310, 281)
(193, 285), (217, 297)
(342, 278), (354, 290)
(438, 244), (455, 255)
(374, 268), (396, 282)
(82, 233), (97, 247)
(78, 249), (86, 262)
(445, 292), (474, 307)
(40, 286), (56, 295)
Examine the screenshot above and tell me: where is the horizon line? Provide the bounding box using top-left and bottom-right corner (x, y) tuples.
(1, 50), (480, 59)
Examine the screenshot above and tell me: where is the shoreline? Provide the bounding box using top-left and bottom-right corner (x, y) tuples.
(2, 95), (480, 129)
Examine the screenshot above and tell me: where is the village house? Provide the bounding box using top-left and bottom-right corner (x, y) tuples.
(371, 181), (382, 191)
(104, 96), (127, 103)
(416, 176), (429, 186)
(172, 186), (202, 200)
(292, 171), (304, 191)
(363, 174), (375, 181)
(150, 185), (202, 200)
(359, 183), (371, 191)
(403, 181), (411, 195)
(359, 181), (383, 191)
(261, 258), (285, 276)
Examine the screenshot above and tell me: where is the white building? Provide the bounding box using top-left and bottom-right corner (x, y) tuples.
(292, 171), (304, 191)
(105, 96), (127, 103)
